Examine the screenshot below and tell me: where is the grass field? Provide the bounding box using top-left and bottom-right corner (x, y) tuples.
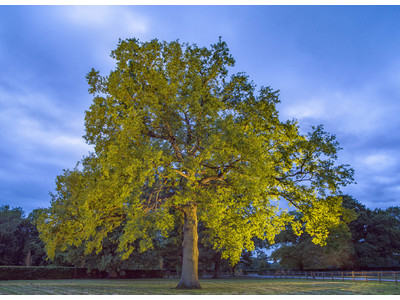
(0, 277), (399, 295)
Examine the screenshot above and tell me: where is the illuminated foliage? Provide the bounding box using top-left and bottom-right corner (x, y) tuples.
(37, 38), (354, 288)
(270, 206), (357, 270)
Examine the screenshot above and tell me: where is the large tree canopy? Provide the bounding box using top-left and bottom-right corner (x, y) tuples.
(37, 38), (354, 288)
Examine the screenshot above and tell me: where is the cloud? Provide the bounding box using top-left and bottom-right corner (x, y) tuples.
(281, 87), (395, 136)
(14, 117), (92, 164)
(60, 6), (149, 34)
(0, 82), (93, 212)
(283, 97), (326, 120)
(344, 148), (400, 208)
(0, 85), (93, 171)
(54, 6), (149, 43)
(276, 61), (400, 209)
(361, 152), (397, 173)
(40, 6), (151, 72)
(388, 185), (400, 196)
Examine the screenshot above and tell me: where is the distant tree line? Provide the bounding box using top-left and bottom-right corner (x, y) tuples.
(1, 195), (400, 274)
(269, 195), (400, 270)
(0, 206), (48, 266)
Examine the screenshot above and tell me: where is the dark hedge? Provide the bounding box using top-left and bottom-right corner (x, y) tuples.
(0, 266), (164, 280)
(122, 269), (164, 278)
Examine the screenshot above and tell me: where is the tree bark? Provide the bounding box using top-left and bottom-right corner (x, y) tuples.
(213, 253), (221, 279)
(176, 205), (201, 289)
(24, 250), (32, 266)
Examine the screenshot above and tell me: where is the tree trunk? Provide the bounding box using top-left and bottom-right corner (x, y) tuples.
(159, 257), (164, 270)
(25, 250), (32, 266)
(231, 265), (236, 277)
(213, 253), (221, 279)
(176, 205), (201, 289)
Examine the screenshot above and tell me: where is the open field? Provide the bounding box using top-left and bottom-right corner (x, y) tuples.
(0, 277), (399, 295)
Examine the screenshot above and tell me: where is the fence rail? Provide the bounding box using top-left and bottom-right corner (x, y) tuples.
(164, 270), (400, 284)
(259, 270), (400, 284)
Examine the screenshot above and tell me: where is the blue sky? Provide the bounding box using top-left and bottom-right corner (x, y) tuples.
(1, 5), (400, 214)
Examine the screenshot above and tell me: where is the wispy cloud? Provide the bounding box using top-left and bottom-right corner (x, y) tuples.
(283, 97), (326, 120)
(0, 91), (91, 159)
(361, 152), (397, 173)
(45, 6), (151, 71)
(281, 85), (398, 136)
(0, 82), (93, 176)
(59, 6), (149, 34)
(277, 57), (400, 209)
(0, 84), (93, 210)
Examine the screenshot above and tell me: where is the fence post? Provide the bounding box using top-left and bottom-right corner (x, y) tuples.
(322, 272), (324, 281)
(352, 271), (355, 282)
(365, 271), (367, 282)
(378, 272), (381, 284)
(332, 271), (334, 281)
(341, 271), (344, 282)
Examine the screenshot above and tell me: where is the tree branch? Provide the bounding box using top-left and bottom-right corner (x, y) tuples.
(198, 176), (226, 186)
(173, 169), (189, 179)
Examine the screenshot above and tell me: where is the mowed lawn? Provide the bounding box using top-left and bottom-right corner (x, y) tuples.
(0, 277), (399, 295)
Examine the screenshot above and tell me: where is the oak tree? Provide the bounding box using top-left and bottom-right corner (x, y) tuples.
(37, 38), (354, 289)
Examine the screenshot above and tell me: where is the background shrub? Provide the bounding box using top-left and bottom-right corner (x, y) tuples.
(0, 266), (164, 280)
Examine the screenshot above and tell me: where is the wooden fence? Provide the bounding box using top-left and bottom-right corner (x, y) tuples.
(264, 270), (400, 284)
(165, 269), (400, 284)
